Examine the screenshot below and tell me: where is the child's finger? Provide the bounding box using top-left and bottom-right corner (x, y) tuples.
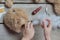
(41, 21), (44, 28)
(43, 20), (47, 29)
(28, 22), (31, 28)
(46, 19), (52, 28)
(25, 22), (28, 30)
(31, 23), (34, 28)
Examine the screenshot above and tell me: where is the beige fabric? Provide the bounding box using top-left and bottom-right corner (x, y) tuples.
(54, 4), (60, 15)
(34, 0), (41, 3)
(4, 8), (28, 33)
(47, 0), (55, 3)
(47, 0), (60, 3)
(0, 0), (2, 2)
(54, 0), (60, 4)
(47, 0), (60, 15)
(5, 0), (13, 8)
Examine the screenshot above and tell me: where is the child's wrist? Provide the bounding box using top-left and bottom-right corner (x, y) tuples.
(44, 33), (51, 40)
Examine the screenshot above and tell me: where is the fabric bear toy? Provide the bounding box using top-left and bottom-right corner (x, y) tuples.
(3, 8), (28, 33)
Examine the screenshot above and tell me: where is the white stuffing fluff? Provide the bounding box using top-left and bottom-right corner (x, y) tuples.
(32, 8), (60, 30)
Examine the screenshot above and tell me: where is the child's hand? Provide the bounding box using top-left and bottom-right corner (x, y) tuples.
(22, 22), (35, 40)
(41, 19), (52, 40)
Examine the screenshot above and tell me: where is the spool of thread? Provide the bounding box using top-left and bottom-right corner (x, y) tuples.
(32, 6), (42, 15)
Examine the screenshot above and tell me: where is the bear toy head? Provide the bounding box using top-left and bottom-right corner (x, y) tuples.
(3, 8), (28, 33)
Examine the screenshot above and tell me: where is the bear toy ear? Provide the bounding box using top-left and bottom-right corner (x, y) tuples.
(3, 8), (29, 33)
(5, 0), (13, 8)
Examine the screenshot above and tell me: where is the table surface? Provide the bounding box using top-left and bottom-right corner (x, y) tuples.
(0, 0), (60, 40)
(1, 0), (46, 3)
